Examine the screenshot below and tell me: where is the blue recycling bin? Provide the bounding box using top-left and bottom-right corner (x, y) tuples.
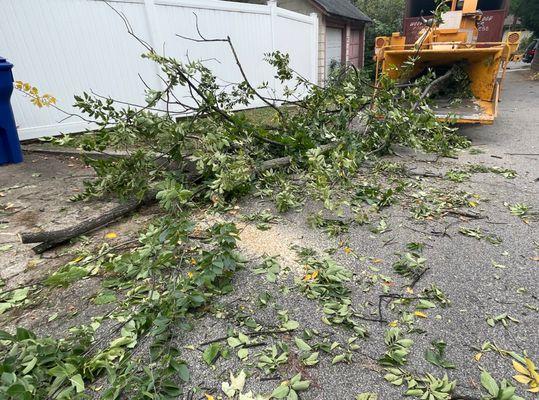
(0, 56), (23, 165)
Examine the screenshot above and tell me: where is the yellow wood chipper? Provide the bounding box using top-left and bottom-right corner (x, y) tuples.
(374, 0), (522, 124)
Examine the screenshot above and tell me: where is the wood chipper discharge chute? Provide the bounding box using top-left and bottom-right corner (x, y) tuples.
(374, 0), (522, 124)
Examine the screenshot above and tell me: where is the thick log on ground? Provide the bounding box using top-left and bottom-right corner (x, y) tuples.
(20, 192), (156, 253)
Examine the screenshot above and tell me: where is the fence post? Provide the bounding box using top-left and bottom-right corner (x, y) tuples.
(310, 13), (319, 85)
(267, 0), (278, 103)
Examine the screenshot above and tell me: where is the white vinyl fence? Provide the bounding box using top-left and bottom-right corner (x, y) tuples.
(0, 0), (318, 140)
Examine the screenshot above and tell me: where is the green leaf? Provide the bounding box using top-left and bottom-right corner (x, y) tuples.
(294, 337), (312, 352)
(0, 244), (13, 252)
(356, 393), (378, 400)
(93, 292), (117, 305)
(332, 354), (346, 364)
(271, 384), (290, 398)
(22, 357), (37, 374)
(170, 359), (189, 382)
(480, 370), (499, 397)
(291, 380), (310, 391)
(6, 383), (28, 396)
(0, 302), (12, 315)
(0, 330), (13, 340)
(227, 337), (242, 348)
(11, 287), (29, 303)
(70, 374), (85, 393)
(303, 352), (319, 366)
(416, 299), (436, 309)
(282, 320), (299, 331)
(237, 348), (249, 360)
(203, 343), (221, 365)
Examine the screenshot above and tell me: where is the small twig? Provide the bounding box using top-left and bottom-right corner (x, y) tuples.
(378, 294), (419, 322)
(259, 375), (282, 382)
(445, 210), (484, 220)
(403, 225), (432, 237)
(409, 267), (430, 289)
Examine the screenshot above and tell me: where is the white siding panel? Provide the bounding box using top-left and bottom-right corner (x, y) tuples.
(0, 0), (318, 140)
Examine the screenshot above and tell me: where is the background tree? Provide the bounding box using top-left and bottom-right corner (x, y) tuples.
(510, 0), (539, 70)
(510, 0), (539, 34)
(354, 0), (406, 73)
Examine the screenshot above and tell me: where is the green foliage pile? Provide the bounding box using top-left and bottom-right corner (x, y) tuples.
(63, 43), (468, 210)
(4, 18), (477, 398)
(0, 219), (243, 399)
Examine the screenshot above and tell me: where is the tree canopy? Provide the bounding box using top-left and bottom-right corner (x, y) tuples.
(511, 0), (539, 34)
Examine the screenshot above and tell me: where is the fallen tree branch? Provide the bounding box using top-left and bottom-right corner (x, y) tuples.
(411, 66), (456, 112)
(19, 142), (340, 253)
(197, 328), (290, 348)
(406, 170), (444, 179)
(20, 192), (157, 253)
(258, 142), (339, 172)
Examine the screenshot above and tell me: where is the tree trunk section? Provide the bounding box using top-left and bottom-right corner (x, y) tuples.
(20, 192), (156, 253)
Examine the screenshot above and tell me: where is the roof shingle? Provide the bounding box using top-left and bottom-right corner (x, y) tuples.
(313, 0), (371, 22)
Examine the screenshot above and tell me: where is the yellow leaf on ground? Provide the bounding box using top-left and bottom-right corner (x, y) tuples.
(388, 320), (398, 327)
(371, 258), (384, 264)
(405, 287), (414, 294)
(474, 353), (483, 362)
(204, 394), (215, 400)
(513, 360), (530, 375)
(414, 311), (427, 318)
(344, 247), (352, 254)
(524, 357), (537, 373)
(513, 374), (532, 384)
(105, 232), (118, 239)
(311, 270), (319, 279)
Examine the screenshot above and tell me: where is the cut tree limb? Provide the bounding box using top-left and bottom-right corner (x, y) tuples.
(19, 143), (341, 253)
(19, 192), (157, 254)
(411, 66), (456, 112)
(258, 142), (339, 172)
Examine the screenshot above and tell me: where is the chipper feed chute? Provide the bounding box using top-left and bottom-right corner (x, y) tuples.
(374, 0), (521, 124)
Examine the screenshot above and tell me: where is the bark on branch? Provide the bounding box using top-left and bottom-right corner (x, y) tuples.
(411, 66), (457, 111)
(19, 192), (157, 253)
(19, 143), (341, 253)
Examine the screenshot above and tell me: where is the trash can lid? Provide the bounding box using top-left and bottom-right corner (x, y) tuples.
(0, 57), (13, 71)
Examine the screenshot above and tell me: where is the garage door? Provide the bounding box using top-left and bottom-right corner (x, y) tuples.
(326, 27), (343, 78)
